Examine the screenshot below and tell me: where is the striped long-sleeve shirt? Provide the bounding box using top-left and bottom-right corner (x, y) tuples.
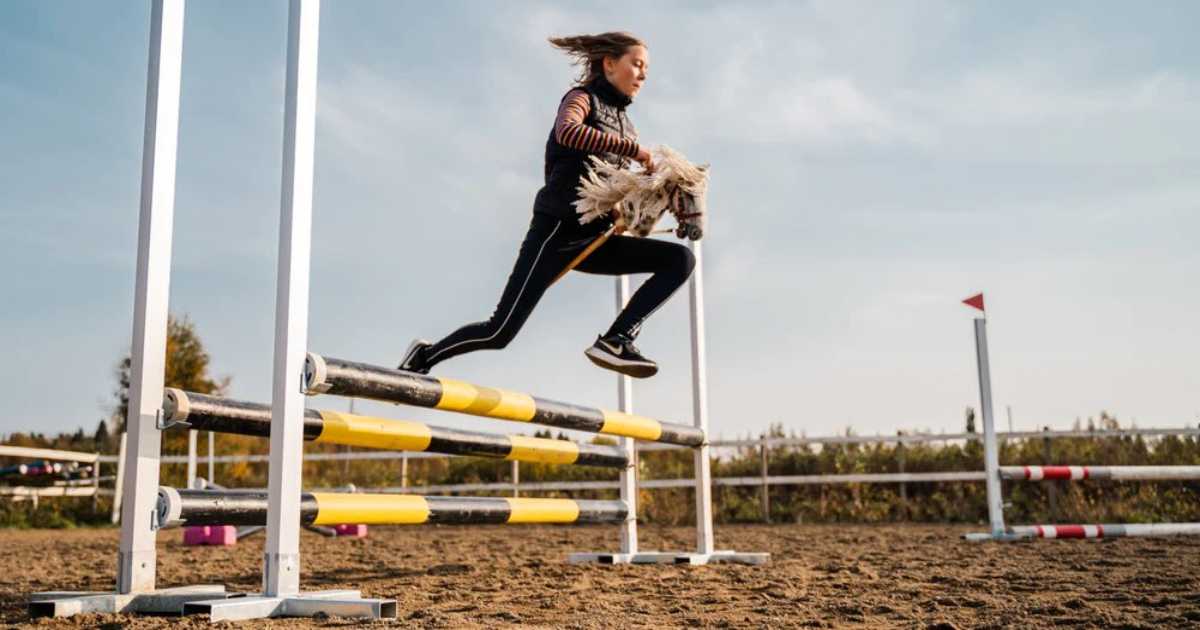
(553, 89), (640, 158)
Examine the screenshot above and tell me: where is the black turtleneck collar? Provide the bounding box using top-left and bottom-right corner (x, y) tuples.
(590, 74), (633, 109)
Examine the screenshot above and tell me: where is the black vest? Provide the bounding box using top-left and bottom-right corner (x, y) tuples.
(533, 77), (638, 224)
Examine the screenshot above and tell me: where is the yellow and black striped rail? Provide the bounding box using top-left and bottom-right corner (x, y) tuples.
(303, 353), (705, 447)
(155, 488), (628, 527)
(163, 389), (627, 468)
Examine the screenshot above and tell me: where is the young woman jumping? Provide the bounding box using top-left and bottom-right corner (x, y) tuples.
(399, 32), (695, 379)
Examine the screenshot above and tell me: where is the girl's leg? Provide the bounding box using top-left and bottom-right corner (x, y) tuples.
(573, 234), (696, 340)
(410, 215), (574, 371)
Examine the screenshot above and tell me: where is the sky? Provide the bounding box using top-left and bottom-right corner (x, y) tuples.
(1, 1), (1197, 443)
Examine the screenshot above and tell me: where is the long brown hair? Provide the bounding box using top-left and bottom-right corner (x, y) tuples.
(548, 32), (646, 85)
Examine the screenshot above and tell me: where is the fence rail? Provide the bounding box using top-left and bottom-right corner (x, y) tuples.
(0, 487), (113, 498)
(0, 445), (100, 464)
(640, 427), (1200, 451)
(375, 471), (991, 495)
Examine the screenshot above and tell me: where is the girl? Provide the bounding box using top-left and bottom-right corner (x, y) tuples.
(399, 32), (695, 379)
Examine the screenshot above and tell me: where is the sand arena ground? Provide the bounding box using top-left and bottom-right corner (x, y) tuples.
(2, 523), (1199, 628)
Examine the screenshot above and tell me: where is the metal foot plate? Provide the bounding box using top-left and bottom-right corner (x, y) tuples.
(568, 550), (770, 565)
(29, 584), (231, 618)
(184, 590), (397, 621)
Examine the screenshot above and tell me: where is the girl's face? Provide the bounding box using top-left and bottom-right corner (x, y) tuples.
(604, 45), (649, 99)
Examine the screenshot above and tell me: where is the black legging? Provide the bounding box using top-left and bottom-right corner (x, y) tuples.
(423, 213), (695, 369)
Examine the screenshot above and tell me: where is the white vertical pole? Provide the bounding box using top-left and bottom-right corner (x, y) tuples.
(974, 318), (1005, 536)
(400, 452), (408, 489)
(759, 434), (769, 523)
(343, 399), (354, 479)
(207, 431), (215, 483)
(111, 432), (127, 525)
(687, 241), (715, 555)
(264, 0), (320, 599)
(92, 453), (101, 511)
(116, 0), (184, 595)
(511, 460), (519, 497)
(186, 430), (197, 488)
(615, 276), (638, 555)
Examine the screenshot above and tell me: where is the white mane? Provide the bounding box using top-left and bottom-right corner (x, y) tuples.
(574, 145), (709, 239)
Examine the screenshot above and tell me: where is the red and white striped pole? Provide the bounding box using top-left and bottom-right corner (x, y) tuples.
(965, 522), (1200, 540)
(1001, 465), (1200, 481)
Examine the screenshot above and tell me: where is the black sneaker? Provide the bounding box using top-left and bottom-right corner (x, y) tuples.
(397, 339), (432, 374)
(585, 334), (658, 378)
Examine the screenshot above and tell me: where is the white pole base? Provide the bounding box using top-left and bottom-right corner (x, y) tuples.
(182, 589), (396, 621)
(568, 550), (770, 565)
(29, 585), (229, 618)
(962, 532), (1022, 542)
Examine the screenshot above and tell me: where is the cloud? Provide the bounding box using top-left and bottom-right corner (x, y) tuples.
(890, 62), (1200, 165)
(319, 64), (460, 166)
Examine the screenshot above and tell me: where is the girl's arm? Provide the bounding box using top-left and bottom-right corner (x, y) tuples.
(554, 89), (640, 158)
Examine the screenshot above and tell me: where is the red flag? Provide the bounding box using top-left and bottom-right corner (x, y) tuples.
(962, 293), (985, 312)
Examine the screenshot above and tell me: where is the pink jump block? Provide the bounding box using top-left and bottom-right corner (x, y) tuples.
(183, 525), (237, 546)
(334, 524), (368, 538)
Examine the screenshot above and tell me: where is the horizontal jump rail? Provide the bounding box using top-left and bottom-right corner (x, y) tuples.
(965, 522), (1200, 541)
(156, 488), (627, 528)
(89, 425), (1199, 462)
(164, 389), (627, 468)
(999, 465), (1200, 481)
(303, 353), (705, 447)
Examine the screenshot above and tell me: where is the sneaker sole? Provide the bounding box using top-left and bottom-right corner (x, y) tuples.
(584, 346), (658, 379)
(398, 339), (432, 373)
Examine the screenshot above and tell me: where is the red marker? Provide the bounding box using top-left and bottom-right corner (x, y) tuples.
(962, 293), (985, 312)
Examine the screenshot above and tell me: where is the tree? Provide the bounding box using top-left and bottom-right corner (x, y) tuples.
(110, 315), (230, 432)
(93, 419), (112, 453)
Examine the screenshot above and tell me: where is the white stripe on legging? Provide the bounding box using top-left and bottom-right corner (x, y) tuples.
(426, 220), (563, 363)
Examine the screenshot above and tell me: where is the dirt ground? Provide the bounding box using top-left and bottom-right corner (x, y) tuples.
(2, 523), (1199, 628)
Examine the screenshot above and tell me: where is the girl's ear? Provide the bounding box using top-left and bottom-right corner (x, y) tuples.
(602, 55), (615, 75)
